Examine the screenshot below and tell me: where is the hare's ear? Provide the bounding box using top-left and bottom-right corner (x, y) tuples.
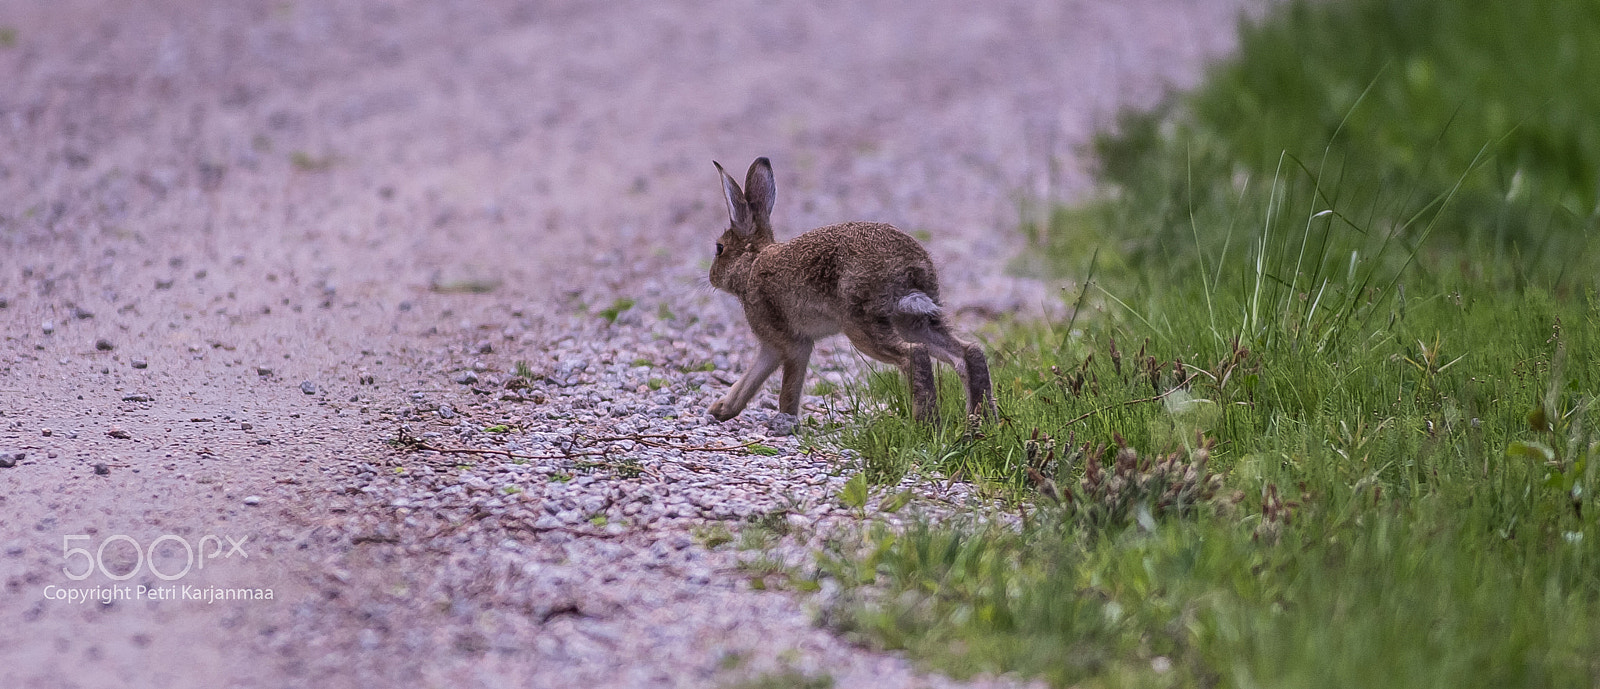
(715, 161), (754, 237)
(744, 157), (775, 229)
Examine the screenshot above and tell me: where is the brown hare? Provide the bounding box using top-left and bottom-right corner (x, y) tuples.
(706, 156), (997, 424)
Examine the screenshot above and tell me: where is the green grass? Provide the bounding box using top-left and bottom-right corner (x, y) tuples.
(1036, 0), (1599, 283)
(822, 266), (1600, 685)
(814, 0), (1600, 685)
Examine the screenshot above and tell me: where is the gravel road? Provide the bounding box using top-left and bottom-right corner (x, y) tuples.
(1, 1), (1257, 686)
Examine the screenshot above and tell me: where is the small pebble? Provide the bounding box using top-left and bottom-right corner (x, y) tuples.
(257, 366), (273, 377)
(41, 321), (54, 335)
(107, 426), (131, 439)
(131, 358), (148, 369)
(438, 405), (457, 419)
(0, 452), (21, 468)
(243, 495), (262, 506)
(300, 381), (317, 395)
(122, 393), (153, 402)
(95, 338), (115, 351)
(154, 278), (175, 290)
(767, 413), (798, 437)
(454, 371), (479, 385)
(93, 463), (109, 475)
(256, 438), (271, 445)
(41, 429), (52, 437)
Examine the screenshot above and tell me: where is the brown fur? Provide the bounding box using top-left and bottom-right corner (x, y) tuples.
(707, 157), (997, 423)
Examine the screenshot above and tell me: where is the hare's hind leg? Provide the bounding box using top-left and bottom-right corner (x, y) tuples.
(898, 319), (997, 421)
(959, 342), (997, 420)
(905, 343), (938, 423)
(846, 323), (940, 423)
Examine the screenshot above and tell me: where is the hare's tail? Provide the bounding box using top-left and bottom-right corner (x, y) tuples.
(896, 291), (942, 317)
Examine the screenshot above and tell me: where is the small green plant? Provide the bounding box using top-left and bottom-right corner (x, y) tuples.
(877, 489), (914, 514)
(810, 380), (838, 396)
(746, 443), (780, 456)
(513, 361), (536, 380)
(694, 523), (735, 549)
(598, 297), (635, 323)
(647, 378), (670, 390)
(483, 424), (510, 433)
(430, 277), (501, 294)
(289, 150), (335, 172)
(609, 458), (644, 479)
(717, 650), (748, 671)
(741, 509), (796, 548)
(632, 357), (655, 368)
(838, 472), (868, 514)
(1506, 344), (1596, 519)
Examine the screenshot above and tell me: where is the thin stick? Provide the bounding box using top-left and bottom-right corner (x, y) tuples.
(1062, 386), (1187, 427)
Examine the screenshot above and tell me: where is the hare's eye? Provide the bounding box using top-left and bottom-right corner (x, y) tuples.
(715, 242), (724, 256)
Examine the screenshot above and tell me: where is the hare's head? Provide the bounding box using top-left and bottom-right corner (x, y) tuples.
(709, 157), (776, 294)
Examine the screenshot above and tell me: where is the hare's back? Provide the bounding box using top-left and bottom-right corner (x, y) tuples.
(778, 221), (940, 306)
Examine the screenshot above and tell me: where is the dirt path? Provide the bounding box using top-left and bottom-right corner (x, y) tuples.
(1, 1), (1256, 686)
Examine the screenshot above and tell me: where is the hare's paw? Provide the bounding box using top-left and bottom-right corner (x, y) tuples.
(708, 397), (739, 422)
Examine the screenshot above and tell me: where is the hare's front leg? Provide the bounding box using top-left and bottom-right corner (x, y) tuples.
(710, 345), (782, 421)
(777, 340), (814, 416)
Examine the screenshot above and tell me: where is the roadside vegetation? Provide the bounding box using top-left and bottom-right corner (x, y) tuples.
(809, 0), (1600, 685)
